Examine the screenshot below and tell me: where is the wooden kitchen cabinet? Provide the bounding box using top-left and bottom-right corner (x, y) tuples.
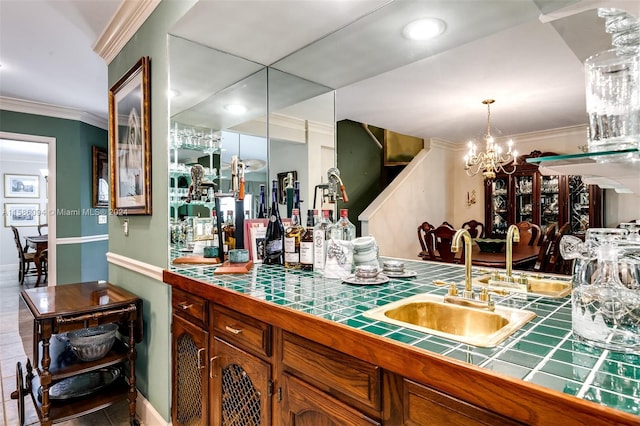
(171, 289), (210, 426)
(485, 151), (602, 237)
(210, 337), (272, 426)
(281, 373), (380, 426)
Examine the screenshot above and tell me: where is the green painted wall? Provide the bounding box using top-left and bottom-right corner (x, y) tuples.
(337, 120), (386, 236)
(106, 1), (197, 422)
(0, 109), (108, 283)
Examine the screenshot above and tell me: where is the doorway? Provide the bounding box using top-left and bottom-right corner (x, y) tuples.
(0, 132), (56, 286)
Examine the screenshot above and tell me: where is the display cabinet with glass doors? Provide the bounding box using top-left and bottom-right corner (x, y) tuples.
(484, 151), (602, 238)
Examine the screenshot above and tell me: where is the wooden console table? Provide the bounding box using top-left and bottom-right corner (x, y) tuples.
(13, 282), (143, 425)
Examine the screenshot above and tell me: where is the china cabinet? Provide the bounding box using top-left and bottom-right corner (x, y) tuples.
(485, 151), (602, 238)
(14, 282), (142, 426)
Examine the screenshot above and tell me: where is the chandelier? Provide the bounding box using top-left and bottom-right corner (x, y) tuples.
(464, 99), (517, 180)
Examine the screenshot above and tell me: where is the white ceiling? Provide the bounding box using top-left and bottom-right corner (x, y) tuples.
(1, 0), (638, 147)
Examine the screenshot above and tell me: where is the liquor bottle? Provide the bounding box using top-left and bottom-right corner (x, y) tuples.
(263, 180), (285, 265)
(329, 209), (357, 241)
(284, 208), (303, 269)
(257, 184), (267, 218)
(293, 181), (301, 210)
(222, 210), (235, 256)
(300, 209), (315, 271)
(312, 209), (320, 226)
(211, 209), (219, 247)
(312, 209), (332, 271)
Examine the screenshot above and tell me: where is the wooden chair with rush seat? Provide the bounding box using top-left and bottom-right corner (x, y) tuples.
(10, 226), (39, 286)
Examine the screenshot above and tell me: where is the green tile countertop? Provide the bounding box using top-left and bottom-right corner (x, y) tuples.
(167, 256), (640, 417)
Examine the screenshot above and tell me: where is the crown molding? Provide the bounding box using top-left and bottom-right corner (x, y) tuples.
(93, 0), (161, 64)
(429, 137), (458, 151)
(0, 96), (108, 129)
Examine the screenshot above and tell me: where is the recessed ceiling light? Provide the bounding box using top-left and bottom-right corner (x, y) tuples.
(224, 104), (248, 114)
(402, 18), (446, 41)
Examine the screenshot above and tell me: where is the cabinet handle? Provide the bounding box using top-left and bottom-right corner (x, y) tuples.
(177, 302), (193, 310)
(225, 325), (243, 335)
(210, 356), (219, 378)
(197, 348), (205, 370)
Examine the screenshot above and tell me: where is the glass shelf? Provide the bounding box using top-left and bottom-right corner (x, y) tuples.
(526, 148), (640, 194)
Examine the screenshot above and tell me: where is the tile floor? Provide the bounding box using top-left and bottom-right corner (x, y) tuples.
(0, 268), (140, 425)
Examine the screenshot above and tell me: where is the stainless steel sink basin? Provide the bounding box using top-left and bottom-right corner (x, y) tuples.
(471, 274), (573, 298)
(364, 293), (535, 348)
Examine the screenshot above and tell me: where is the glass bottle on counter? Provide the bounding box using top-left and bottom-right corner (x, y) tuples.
(329, 209), (356, 241)
(263, 180), (285, 265)
(300, 209), (315, 271)
(211, 209), (219, 247)
(284, 208), (303, 269)
(293, 181), (301, 210)
(313, 209), (332, 271)
(257, 184), (267, 218)
(222, 210), (235, 255)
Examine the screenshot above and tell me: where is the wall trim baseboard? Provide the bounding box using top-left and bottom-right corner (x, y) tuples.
(0, 96), (107, 129)
(57, 234), (109, 245)
(0, 263), (19, 272)
(106, 252), (163, 281)
(137, 392), (168, 426)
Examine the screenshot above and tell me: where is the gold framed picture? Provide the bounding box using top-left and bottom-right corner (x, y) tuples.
(109, 57), (152, 215)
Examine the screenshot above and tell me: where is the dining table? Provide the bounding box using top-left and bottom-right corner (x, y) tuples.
(25, 234), (48, 286)
(471, 243), (540, 269)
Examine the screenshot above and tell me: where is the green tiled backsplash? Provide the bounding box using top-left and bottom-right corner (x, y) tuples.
(169, 257), (640, 417)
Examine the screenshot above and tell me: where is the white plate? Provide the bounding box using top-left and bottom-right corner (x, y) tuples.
(343, 274), (390, 286)
(383, 270), (417, 278)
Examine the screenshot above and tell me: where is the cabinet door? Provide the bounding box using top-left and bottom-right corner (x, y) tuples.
(281, 373), (380, 426)
(211, 337), (271, 426)
(539, 174), (560, 232)
(513, 174), (534, 225)
(485, 176), (509, 237)
(566, 176), (603, 234)
(172, 314), (209, 426)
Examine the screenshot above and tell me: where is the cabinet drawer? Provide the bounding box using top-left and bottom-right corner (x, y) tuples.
(282, 332), (381, 414)
(403, 379), (523, 426)
(172, 288), (208, 327)
(212, 306), (271, 358)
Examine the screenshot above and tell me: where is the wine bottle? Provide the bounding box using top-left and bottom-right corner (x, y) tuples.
(300, 209), (314, 271)
(263, 180), (285, 265)
(257, 184), (266, 218)
(284, 208), (303, 269)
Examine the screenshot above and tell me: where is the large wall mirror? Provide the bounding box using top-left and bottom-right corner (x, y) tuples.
(168, 28), (337, 255)
(168, 1), (639, 259)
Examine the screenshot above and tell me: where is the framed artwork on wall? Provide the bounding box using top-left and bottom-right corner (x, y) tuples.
(92, 146), (109, 208)
(109, 56), (152, 215)
(4, 174), (39, 198)
(277, 171), (297, 205)
(383, 129), (424, 166)
(4, 203), (39, 227)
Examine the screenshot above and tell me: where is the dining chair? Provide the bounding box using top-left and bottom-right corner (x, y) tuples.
(10, 226), (39, 286)
(461, 219), (485, 238)
(417, 221), (435, 259)
(425, 224), (461, 264)
(533, 223), (557, 272)
(38, 223), (48, 236)
(515, 221), (541, 246)
(547, 223), (572, 274)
